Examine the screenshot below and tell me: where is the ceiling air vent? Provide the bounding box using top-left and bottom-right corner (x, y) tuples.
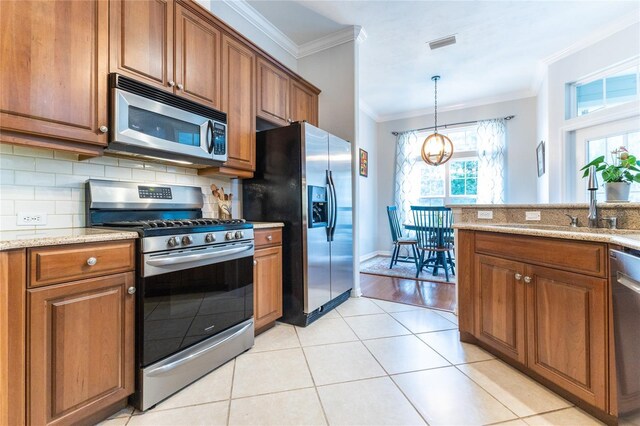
(428, 34), (457, 50)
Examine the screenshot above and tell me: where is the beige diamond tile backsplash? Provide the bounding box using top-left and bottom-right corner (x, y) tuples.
(0, 143), (240, 231)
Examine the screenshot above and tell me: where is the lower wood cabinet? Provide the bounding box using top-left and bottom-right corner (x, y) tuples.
(253, 228), (283, 333)
(460, 230), (611, 417)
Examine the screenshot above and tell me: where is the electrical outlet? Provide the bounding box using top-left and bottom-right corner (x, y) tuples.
(17, 212), (47, 226)
(477, 210), (493, 220)
(525, 211), (541, 221)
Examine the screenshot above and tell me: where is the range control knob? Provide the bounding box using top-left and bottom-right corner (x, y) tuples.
(205, 233), (215, 243)
(235, 231), (244, 239)
(167, 236), (180, 247)
(182, 235), (193, 245)
(225, 232), (235, 240)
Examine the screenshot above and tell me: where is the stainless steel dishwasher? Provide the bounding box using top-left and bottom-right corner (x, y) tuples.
(610, 248), (640, 424)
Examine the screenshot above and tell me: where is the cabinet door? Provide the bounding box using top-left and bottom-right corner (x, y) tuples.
(0, 0), (108, 146)
(526, 265), (607, 410)
(28, 273), (135, 425)
(109, 0), (173, 91)
(221, 35), (255, 171)
(253, 246), (283, 331)
(256, 58), (290, 126)
(474, 255), (526, 364)
(290, 80), (318, 126)
(174, 4), (221, 109)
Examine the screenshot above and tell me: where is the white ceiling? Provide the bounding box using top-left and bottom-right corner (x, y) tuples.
(246, 1), (640, 121)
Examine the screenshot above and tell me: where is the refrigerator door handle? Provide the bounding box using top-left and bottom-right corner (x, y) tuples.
(328, 171), (338, 241)
(326, 170), (333, 241)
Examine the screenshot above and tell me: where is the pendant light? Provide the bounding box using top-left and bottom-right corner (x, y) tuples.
(421, 76), (454, 166)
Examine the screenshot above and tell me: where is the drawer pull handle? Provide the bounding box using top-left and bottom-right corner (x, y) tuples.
(266, 235), (273, 241)
(524, 276), (532, 284)
(514, 273), (522, 281)
(128, 286), (136, 295)
(86, 257), (97, 266)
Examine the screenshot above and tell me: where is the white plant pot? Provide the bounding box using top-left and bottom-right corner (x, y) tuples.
(605, 182), (631, 202)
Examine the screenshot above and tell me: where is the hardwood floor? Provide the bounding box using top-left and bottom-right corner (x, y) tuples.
(360, 273), (456, 312)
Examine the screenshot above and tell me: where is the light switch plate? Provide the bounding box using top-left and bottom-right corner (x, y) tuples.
(477, 210), (493, 220)
(525, 211), (541, 221)
(17, 212), (47, 226)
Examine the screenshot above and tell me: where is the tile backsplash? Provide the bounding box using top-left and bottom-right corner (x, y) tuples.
(0, 143), (241, 231)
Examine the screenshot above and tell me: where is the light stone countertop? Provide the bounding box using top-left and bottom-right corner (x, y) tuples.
(251, 222), (285, 229)
(0, 228), (139, 251)
(449, 202), (640, 209)
(454, 223), (640, 251)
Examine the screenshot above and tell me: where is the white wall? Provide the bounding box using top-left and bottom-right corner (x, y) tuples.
(374, 97), (538, 252)
(536, 74), (550, 203)
(542, 22), (640, 203)
(196, 0), (298, 71)
(358, 109), (379, 259)
(0, 144), (238, 231)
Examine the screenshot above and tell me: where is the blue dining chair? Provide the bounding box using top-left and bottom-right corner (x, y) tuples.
(386, 206), (418, 269)
(411, 206), (455, 281)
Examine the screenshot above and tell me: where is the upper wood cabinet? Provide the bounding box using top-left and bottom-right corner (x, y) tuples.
(257, 57), (319, 127)
(0, 0), (109, 153)
(221, 35), (255, 171)
(110, 0), (221, 109)
(109, 0), (174, 90)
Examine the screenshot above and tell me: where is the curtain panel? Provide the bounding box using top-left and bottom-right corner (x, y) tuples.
(476, 119), (506, 204)
(394, 131), (420, 227)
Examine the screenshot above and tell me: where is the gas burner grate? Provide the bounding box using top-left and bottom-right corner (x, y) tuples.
(102, 218), (246, 229)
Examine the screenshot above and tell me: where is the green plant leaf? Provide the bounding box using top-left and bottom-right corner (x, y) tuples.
(580, 155), (605, 171)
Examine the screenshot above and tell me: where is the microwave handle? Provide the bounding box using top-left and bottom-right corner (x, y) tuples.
(206, 120), (214, 154)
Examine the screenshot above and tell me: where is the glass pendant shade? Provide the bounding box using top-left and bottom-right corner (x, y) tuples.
(421, 132), (453, 166)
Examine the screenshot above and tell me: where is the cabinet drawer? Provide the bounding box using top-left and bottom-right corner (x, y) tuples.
(475, 232), (607, 278)
(254, 228), (282, 248)
(29, 241), (135, 288)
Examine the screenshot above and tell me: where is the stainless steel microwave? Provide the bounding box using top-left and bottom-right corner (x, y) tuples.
(107, 74), (227, 166)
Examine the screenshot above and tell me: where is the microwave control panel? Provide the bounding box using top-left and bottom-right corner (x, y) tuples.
(138, 186), (173, 199)
(213, 122), (226, 155)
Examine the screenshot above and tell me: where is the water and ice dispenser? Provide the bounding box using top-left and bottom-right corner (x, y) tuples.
(308, 186), (328, 227)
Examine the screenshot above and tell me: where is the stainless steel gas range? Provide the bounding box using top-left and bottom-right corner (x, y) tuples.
(86, 179), (254, 411)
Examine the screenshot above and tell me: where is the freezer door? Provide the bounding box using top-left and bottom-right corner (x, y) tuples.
(303, 124), (331, 313)
(329, 134), (353, 299)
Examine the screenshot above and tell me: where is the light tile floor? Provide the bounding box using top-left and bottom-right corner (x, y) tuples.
(99, 297), (604, 426)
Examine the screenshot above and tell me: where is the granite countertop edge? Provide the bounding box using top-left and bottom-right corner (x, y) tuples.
(448, 202), (640, 209)
(251, 222), (285, 229)
(0, 229), (140, 251)
(454, 223), (640, 250)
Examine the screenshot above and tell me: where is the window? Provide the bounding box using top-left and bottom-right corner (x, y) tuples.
(572, 63), (639, 117)
(416, 126), (479, 206)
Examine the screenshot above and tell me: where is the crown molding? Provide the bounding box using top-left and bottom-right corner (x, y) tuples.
(541, 14), (639, 66)
(298, 26), (366, 58)
(376, 89), (536, 123)
(222, 0), (298, 58)
(359, 100), (379, 121)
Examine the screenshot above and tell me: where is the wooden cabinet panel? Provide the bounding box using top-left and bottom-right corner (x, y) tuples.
(526, 264), (607, 410)
(257, 58), (290, 126)
(109, 0), (173, 90)
(221, 35), (255, 171)
(474, 255), (526, 364)
(475, 232), (607, 278)
(254, 228), (282, 248)
(0, 0), (108, 146)
(175, 4), (221, 109)
(290, 80), (318, 126)
(29, 241), (135, 288)
(253, 245), (283, 331)
(28, 272), (135, 425)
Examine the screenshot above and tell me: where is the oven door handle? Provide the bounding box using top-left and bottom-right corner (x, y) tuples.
(146, 244), (253, 267)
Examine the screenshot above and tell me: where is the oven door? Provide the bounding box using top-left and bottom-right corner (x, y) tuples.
(112, 88), (221, 162)
(139, 241), (254, 367)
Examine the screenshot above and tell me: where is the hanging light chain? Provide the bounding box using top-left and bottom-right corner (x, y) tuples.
(434, 77), (438, 132)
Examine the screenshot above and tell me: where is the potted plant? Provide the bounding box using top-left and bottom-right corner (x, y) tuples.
(581, 147), (640, 202)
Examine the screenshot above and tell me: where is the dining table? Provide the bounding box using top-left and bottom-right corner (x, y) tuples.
(403, 222), (454, 278)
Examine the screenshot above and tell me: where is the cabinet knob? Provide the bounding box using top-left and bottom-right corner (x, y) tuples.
(177, 83), (184, 90)
(266, 235), (272, 241)
(99, 125), (108, 133)
(524, 276), (532, 284)
(168, 80), (176, 87)
(86, 257), (97, 266)
(287, 118), (293, 124)
(514, 273), (522, 281)
(253, 260), (257, 266)
(127, 286), (136, 295)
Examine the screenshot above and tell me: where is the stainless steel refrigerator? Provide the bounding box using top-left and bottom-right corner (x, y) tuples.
(243, 122), (353, 326)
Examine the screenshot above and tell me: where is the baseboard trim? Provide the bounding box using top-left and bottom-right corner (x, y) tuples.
(359, 250), (392, 263)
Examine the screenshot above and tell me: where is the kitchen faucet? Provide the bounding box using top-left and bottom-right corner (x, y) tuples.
(587, 165), (598, 228)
